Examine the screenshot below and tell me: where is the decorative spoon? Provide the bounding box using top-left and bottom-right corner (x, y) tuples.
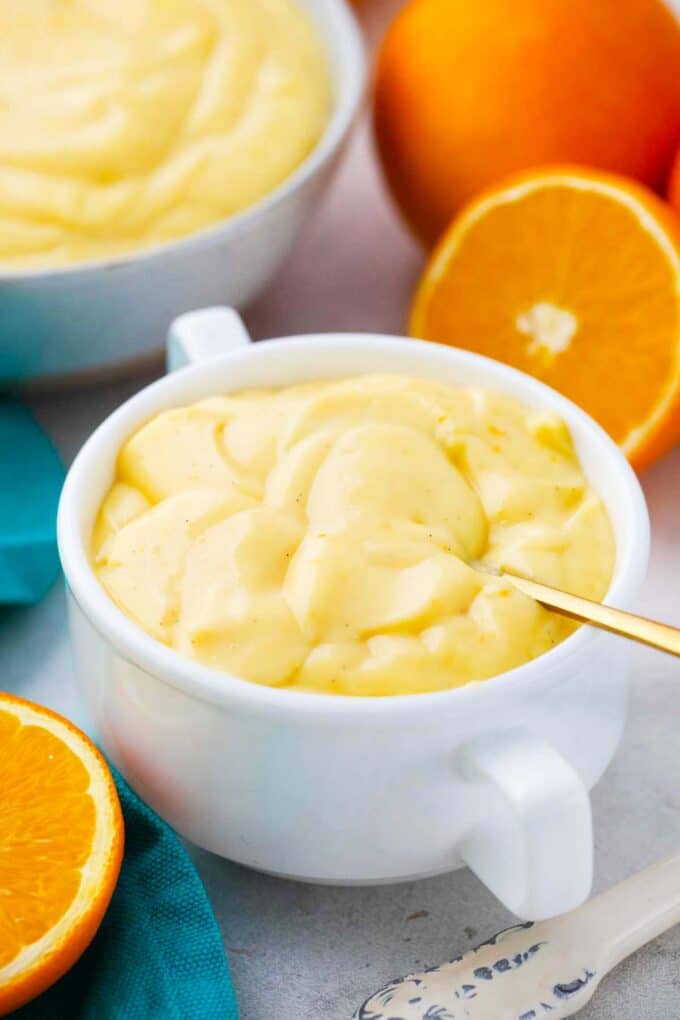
(354, 852), (680, 1020)
(484, 568), (680, 657)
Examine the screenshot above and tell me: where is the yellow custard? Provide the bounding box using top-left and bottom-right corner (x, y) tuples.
(0, 0), (331, 268)
(92, 375), (615, 695)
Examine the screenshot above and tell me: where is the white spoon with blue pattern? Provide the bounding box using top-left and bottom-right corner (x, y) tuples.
(354, 853), (680, 1020)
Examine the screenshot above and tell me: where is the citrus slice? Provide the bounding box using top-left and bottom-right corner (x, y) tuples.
(0, 694), (123, 1014)
(410, 166), (680, 470)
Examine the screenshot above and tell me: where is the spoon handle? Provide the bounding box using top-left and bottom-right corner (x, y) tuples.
(354, 855), (680, 1020)
(578, 852), (680, 973)
(503, 572), (680, 657)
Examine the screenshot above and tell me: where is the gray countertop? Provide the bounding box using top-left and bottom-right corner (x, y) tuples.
(4, 4), (680, 1013)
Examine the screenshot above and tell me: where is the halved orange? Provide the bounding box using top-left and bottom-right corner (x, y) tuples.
(0, 694), (123, 1015)
(410, 166), (680, 471)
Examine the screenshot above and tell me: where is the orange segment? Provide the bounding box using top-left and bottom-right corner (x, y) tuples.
(410, 167), (680, 471)
(0, 694), (123, 1015)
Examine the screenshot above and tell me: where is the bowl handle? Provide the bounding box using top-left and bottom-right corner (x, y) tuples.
(457, 729), (593, 920)
(166, 306), (252, 371)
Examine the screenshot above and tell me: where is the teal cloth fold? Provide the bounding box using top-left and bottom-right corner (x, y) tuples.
(13, 769), (239, 1019)
(0, 401), (63, 605)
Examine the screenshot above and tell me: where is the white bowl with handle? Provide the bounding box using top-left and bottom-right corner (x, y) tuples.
(0, 0), (364, 386)
(57, 308), (650, 921)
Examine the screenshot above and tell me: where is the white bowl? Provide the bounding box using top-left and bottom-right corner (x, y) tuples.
(0, 0), (364, 385)
(58, 308), (650, 920)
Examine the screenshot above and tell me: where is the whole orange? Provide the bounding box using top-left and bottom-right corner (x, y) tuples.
(374, 0), (680, 246)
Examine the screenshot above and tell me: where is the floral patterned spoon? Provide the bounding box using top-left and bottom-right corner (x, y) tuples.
(354, 853), (680, 1020)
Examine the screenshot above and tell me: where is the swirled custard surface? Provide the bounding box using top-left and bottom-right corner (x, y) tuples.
(0, 0), (330, 268)
(92, 375), (615, 695)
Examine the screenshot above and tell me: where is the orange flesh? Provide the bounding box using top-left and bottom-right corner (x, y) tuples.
(411, 172), (680, 466)
(0, 711), (96, 969)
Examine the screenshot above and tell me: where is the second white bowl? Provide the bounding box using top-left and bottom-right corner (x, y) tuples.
(0, 0), (364, 385)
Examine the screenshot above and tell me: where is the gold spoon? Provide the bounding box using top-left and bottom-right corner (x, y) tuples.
(489, 568), (680, 657)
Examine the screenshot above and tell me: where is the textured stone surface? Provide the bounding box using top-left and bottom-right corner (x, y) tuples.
(4, 2), (680, 1015)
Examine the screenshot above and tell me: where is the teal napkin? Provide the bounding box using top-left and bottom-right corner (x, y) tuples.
(13, 769), (239, 1019)
(0, 401), (64, 605)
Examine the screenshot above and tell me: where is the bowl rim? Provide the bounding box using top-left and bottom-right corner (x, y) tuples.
(0, 0), (365, 283)
(58, 334), (651, 721)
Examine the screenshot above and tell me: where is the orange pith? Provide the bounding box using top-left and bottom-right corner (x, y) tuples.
(0, 694), (123, 1015)
(410, 167), (680, 471)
